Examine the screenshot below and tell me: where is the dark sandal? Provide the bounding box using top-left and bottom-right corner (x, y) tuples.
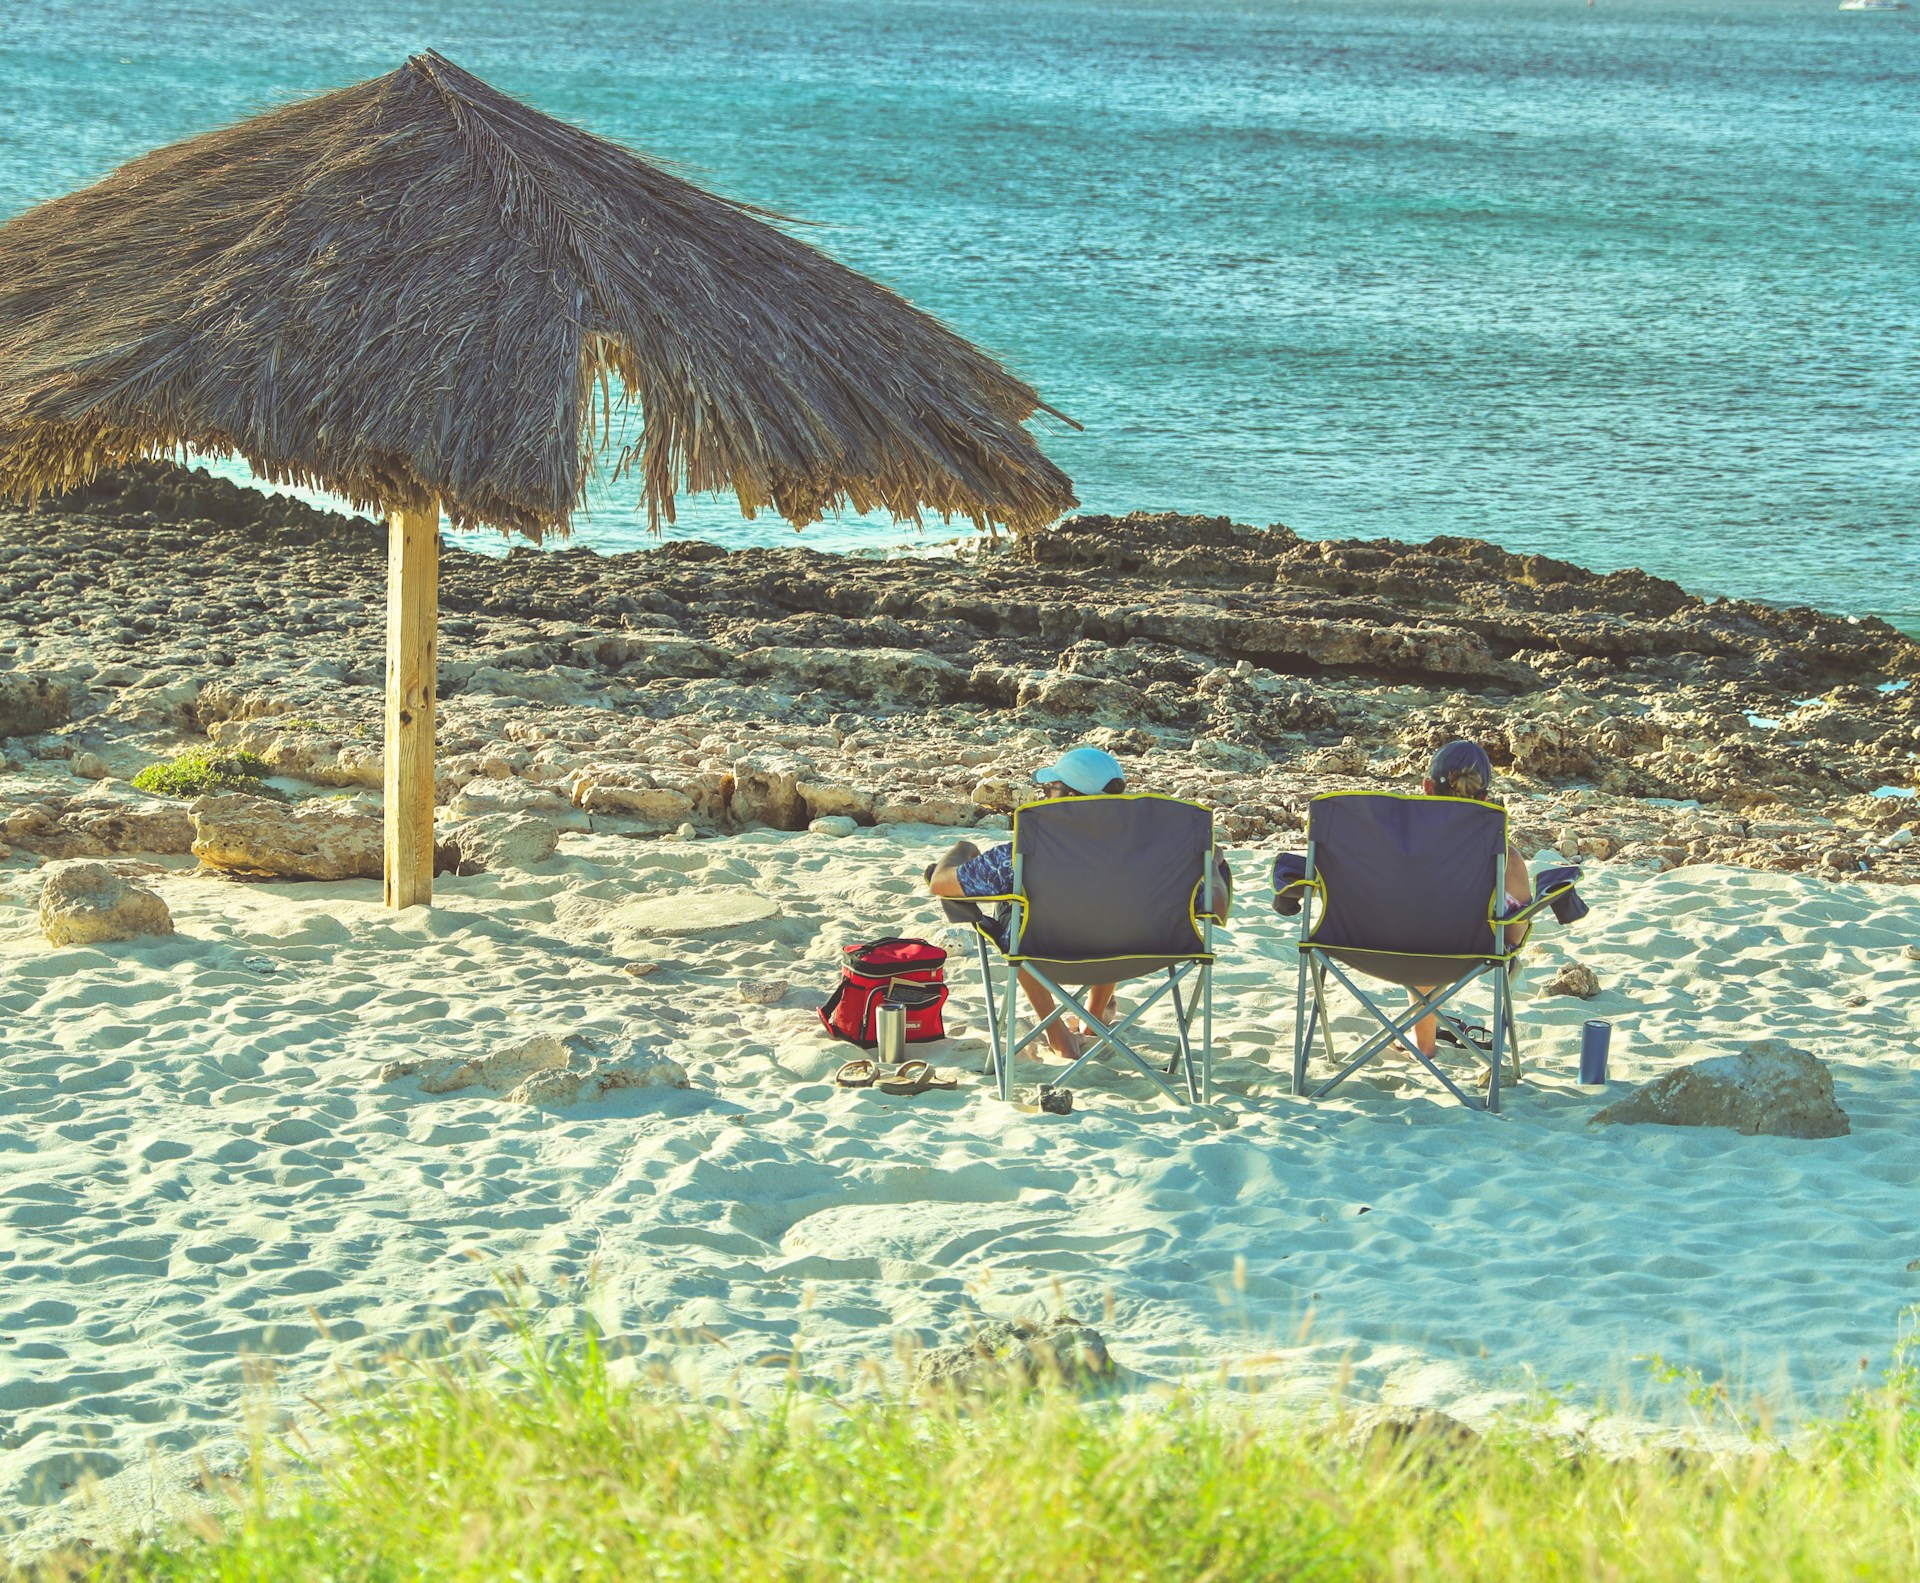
(1435, 1025), (1492, 1053)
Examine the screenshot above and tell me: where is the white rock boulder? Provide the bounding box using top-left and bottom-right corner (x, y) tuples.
(1545, 961), (1601, 999)
(190, 792), (383, 881)
(438, 812), (560, 874)
(39, 861), (174, 946)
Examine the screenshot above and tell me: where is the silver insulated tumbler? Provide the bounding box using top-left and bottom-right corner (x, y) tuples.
(875, 1000), (907, 1067)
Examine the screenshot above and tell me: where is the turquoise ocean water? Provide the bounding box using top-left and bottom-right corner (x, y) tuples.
(4, 0), (1917, 629)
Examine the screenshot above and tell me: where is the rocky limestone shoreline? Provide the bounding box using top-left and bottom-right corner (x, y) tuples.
(0, 461), (1915, 886)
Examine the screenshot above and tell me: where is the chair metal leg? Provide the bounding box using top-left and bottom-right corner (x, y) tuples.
(1504, 960), (1525, 1083)
(998, 948), (1022, 1103)
(1202, 959), (1214, 1106)
(1292, 952), (1311, 1097)
(1311, 960), (1340, 1075)
(1169, 972), (1195, 1088)
(1127, 964), (1212, 1105)
(1487, 963), (1505, 1115)
(975, 933), (1004, 1080)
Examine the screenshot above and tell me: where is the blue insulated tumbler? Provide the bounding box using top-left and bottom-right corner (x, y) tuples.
(1579, 1021), (1611, 1086)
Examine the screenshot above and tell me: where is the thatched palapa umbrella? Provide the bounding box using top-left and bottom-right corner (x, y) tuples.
(0, 51), (1077, 907)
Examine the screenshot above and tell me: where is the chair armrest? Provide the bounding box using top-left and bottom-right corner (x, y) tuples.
(1497, 865), (1588, 928)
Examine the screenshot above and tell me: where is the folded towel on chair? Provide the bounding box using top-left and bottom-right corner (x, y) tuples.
(1534, 863), (1589, 925)
(1271, 852), (1310, 916)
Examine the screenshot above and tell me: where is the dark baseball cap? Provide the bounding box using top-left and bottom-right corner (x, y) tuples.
(1428, 739), (1495, 795)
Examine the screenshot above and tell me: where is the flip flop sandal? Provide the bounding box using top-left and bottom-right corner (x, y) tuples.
(835, 1059), (879, 1089)
(1435, 1025), (1493, 1052)
(875, 1061), (959, 1095)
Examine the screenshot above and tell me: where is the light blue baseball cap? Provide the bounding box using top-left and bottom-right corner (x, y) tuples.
(1033, 745), (1125, 796)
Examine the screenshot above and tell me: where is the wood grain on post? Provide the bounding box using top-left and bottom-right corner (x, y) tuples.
(384, 499), (439, 909)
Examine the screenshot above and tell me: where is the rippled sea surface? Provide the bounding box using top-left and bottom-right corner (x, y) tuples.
(4, 0), (1916, 628)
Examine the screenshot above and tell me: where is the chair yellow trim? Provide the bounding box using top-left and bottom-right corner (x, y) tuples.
(1006, 949), (1217, 967)
(1294, 942), (1520, 965)
(1303, 790), (1510, 944)
(1004, 792), (1220, 962)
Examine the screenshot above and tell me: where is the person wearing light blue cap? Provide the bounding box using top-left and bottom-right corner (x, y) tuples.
(927, 745), (1128, 1060)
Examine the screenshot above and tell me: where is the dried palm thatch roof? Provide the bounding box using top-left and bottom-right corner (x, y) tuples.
(0, 51), (1076, 539)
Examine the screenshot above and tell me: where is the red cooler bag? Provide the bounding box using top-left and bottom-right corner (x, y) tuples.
(818, 937), (948, 1047)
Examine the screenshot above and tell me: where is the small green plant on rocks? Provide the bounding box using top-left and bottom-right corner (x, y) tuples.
(131, 747), (288, 802)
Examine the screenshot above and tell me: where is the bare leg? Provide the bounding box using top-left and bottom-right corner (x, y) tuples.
(1069, 982), (1119, 1035)
(1086, 982), (1117, 1024)
(1408, 985), (1438, 1058)
(1019, 968), (1081, 1059)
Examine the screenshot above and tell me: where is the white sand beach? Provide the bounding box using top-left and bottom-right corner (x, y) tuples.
(3, 827), (1918, 1553)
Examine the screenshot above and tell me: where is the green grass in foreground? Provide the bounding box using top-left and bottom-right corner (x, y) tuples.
(129, 748), (286, 802)
(22, 1322), (1920, 1583)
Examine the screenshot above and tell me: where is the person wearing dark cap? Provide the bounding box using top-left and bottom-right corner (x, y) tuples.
(928, 746), (1130, 1060)
(1409, 739), (1533, 1062)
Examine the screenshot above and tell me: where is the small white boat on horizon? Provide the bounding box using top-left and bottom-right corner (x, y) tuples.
(1838, 0), (1909, 11)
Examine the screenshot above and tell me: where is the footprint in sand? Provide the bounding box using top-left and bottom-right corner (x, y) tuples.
(13, 1449), (125, 1507)
(261, 1116), (330, 1147)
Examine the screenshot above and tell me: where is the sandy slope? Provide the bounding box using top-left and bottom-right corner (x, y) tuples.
(2, 826), (1917, 1552)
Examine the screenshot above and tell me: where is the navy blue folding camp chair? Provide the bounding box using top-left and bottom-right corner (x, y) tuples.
(944, 794), (1226, 1105)
(1278, 792), (1580, 1114)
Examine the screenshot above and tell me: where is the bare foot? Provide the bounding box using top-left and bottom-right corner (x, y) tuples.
(1045, 1025), (1084, 1061)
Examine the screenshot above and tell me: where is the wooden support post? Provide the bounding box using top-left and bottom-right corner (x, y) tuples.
(384, 498), (439, 909)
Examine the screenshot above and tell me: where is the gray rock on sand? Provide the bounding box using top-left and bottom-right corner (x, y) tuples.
(808, 815), (858, 838)
(39, 861), (174, 945)
(1590, 1039), (1850, 1139)
(1545, 961), (1601, 999)
(383, 1027), (690, 1108)
(508, 1051), (689, 1107)
(912, 1316), (1114, 1395)
(384, 1032), (569, 1094)
(437, 812), (560, 875)
(190, 791), (383, 881)
(737, 979), (789, 1005)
